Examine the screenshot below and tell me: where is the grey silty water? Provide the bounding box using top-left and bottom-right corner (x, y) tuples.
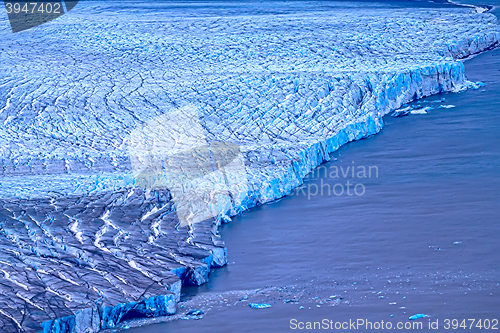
(127, 7), (500, 333)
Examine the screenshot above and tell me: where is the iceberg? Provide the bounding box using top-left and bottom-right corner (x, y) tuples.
(0, 1), (498, 332)
(248, 303), (272, 309)
(409, 314), (428, 320)
(181, 309), (204, 320)
(411, 106), (433, 114)
(391, 106), (412, 117)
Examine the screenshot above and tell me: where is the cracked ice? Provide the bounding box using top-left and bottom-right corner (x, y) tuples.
(0, 1), (499, 332)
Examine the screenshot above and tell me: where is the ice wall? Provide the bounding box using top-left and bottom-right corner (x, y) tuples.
(0, 1), (498, 332)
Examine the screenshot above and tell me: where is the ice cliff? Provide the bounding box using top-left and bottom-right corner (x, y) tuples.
(0, 1), (499, 332)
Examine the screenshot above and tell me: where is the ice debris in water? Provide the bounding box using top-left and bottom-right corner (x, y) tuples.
(181, 309), (204, 320)
(439, 105), (456, 109)
(409, 314), (428, 320)
(393, 105), (434, 117)
(186, 309), (204, 316)
(249, 303), (272, 309)
(391, 106), (412, 117)
(329, 295), (344, 300)
(467, 81), (486, 89)
(411, 106), (433, 114)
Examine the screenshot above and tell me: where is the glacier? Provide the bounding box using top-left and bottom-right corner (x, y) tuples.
(0, 1), (499, 332)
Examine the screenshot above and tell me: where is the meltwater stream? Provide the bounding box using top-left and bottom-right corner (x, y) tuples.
(128, 10), (500, 333)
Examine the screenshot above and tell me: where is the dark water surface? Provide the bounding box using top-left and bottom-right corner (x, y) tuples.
(129, 5), (500, 333)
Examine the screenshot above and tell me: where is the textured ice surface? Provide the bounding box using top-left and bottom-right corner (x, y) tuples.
(0, 1), (499, 332)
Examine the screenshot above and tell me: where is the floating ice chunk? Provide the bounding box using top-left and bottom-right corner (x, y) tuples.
(409, 314), (428, 320)
(249, 303), (272, 309)
(467, 81), (486, 90)
(181, 309), (204, 320)
(391, 106), (412, 117)
(439, 105), (456, 109)
(330, 295), (343, 300)
(186, 309), (204, 316)
(411, 106), (433, 115)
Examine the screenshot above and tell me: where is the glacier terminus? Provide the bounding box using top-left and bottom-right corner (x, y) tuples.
(0, 1), (499, 332)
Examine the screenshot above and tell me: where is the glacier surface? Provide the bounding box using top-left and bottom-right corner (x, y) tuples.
(0, 1), (499, 332)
